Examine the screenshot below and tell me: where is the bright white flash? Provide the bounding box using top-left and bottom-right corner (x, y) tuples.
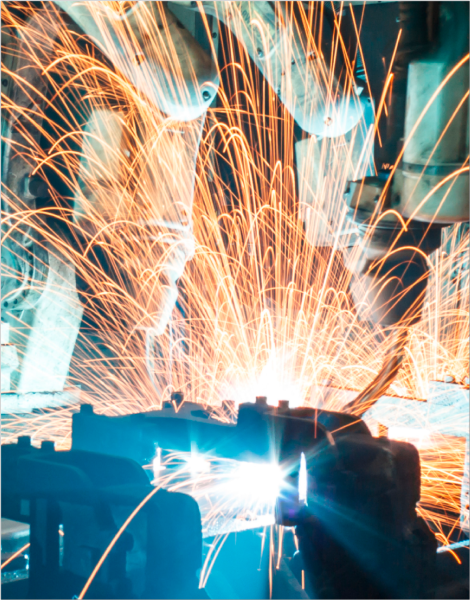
(299, 452), (307, 505)
(152, 447), (165, 481)
(388, 426), (432, 449)
(229, 461), (284, 505)
(187, 453), (211, 477)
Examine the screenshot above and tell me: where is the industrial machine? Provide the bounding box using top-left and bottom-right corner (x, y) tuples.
(2, 1), (469, 599)
(3, 398), (438, 599)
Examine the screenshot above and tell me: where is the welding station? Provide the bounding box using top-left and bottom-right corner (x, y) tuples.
(1, 1), (469, 599)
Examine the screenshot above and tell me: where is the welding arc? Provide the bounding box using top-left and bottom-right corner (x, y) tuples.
(344, 328), (409, 416)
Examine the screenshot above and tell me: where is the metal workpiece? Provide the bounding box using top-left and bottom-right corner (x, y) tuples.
(71, 398), (372, 467)
(53, 1), (219, 122)
(1, 518), (30, 586)
(66, 398), (438, 598)
(287, 409), (436, 599)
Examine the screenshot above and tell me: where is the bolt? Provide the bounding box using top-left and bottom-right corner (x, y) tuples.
(18, 436), (31, 447)
(24, 174), (48, 199)
(256, 47), (263, 57)
(324, 117), (333, 126)
(444, 375), (455, 384)
(80, 403), (94, 414)
(212, 31), (218, 39)
(255, 396), (268, 406)
(40, 440), (55, 452)
(171, 391), (184, 407)
(291, 58), (295, 65)
(2, 78), (8, 87)
(278, 400), (290, 411)
(202, 89), (211, 101)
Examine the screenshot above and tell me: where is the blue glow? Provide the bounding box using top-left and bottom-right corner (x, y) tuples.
(299, 452), (307, 505)
(187, 452), (211, 477)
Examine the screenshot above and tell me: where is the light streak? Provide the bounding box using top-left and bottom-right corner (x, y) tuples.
(1, 1), (468, 579)
(437, 539), (469, 553)
(199, 532), (229, 589)
(78, 483), (163, 598)
(298, 452), (307, 505)
(152, 446), (164, 481)
(0, 543), (30, 571)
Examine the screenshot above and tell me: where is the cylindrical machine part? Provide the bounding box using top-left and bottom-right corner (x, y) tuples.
(399, 1), (469, 223)
(212, 1), (365, 137)
(377, 2), (430, 167)
(53, 1), (219, 121)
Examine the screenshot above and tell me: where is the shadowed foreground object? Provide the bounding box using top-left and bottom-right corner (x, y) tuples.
(3, 401), (438, 599)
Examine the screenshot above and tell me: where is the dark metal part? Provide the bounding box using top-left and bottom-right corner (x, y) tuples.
(377, 2), (431, 168)
(3, 395), (439, 599)
(2, 440), (203, 600)
(70, 400), (437, 599)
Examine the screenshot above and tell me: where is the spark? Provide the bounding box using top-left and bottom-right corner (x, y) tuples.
(0, 543), (30, 571)
(437, 539), (469, 553)
(1, 1), (468, 574)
